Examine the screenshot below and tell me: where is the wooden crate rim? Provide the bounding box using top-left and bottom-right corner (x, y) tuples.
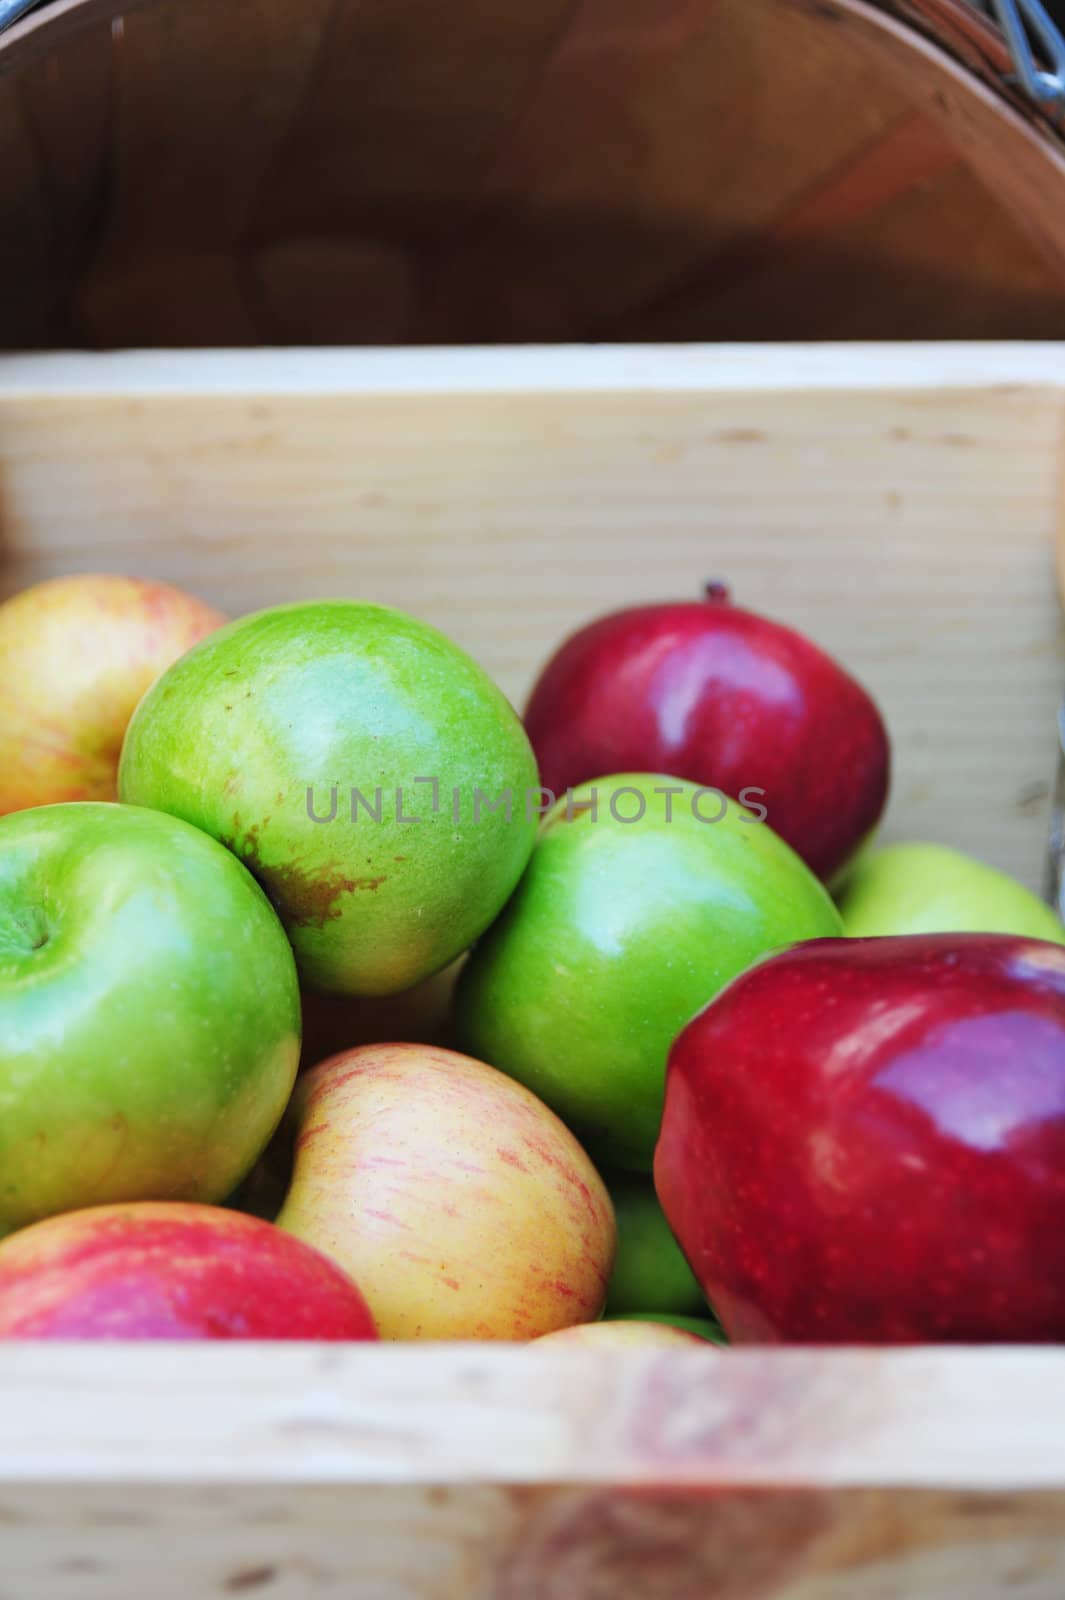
(2, 1345), (1065, 1488)
(2, 342), (1065, 397)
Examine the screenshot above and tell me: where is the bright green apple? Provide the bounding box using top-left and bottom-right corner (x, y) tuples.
(453, 775), (842, 1169)
(605, 1172), (705, 1316)
(119, 602), (539, 995)
(0, 802), (300, 1235)
(837, 841), (1065, 943)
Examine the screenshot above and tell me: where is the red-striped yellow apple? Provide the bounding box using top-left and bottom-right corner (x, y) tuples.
(0, 574), (224, 814)
(277, 1043), (616, 1339)
(533, 1320), (707, 1349)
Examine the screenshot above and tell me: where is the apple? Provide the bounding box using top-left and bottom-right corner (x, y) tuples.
(604, 1173), (705, 1316)
(613, 1312), (728, 1345)
(0, 573), (224, 815)
(837, 841), (1065, 944)
(454, 775), (842, 1170)
(656, 933), (1065, 1344)
(119, 601), (538, 996)
(0, 1203), (377, 1339)
(0, 802), (300, 1234)
(524, 585), (889, 882)
(533, 1320), (708, 1349)
(276, 1043), (616, 1339)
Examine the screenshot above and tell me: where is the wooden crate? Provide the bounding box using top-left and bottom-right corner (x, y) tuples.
(1, 342), (1065, 1598)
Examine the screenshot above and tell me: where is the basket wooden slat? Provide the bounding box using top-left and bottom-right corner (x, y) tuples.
(2, 0), (1065, 347)
(3, 1346), (1065, 1598)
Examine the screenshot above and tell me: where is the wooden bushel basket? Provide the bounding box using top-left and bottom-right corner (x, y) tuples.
(1, 0), (1065, 347)
(4, 5), (1065, 1600)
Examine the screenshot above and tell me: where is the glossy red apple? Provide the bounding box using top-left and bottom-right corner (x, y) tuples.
(0, 1203), (378, 1340)
(525, 585), (889, 882)
(655, 935), (1065, 1344)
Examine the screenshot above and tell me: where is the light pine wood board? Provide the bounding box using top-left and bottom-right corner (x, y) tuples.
(0, 346), (1064, 1593)
(1, 344), (1063, 889)
(2, 1347), (1065, 1598)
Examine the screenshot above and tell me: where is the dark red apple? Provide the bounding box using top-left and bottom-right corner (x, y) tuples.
(0, 1202), (378, 1340)
(655, 935), (1065, 1344)
(524, 586), (889, 882)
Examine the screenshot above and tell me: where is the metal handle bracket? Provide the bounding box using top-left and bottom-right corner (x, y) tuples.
(989, 0), (1065, 115)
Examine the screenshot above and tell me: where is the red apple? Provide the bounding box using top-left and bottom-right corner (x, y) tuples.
(0, 574), (225, 814)
(524, 585), (889, 882)
(0, 1202), (378, 1340)
(655, 935), (1065, 1344)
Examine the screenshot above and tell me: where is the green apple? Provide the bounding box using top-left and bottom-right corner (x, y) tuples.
(605, 1173), (705, 1316)
(0, 803), (300, 1235)
(612, 1312), (729, 1345)
(837, 841), (1065, 943)
(453, 775), (842, 1169)
(119, 601), (539, 995)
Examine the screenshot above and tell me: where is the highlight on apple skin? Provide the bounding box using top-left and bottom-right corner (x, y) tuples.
(0, 1203), (378, 1340)
(0, 574), (225, 815)
(655, 933), (1065, 1345)
(276, 1043), (617, 1340)
(524, 585), (890, 884)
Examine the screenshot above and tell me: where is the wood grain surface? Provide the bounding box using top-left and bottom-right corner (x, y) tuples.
(1, 342), (1063, 890)
(1, 1346), (1065, 1597)
(0, 339), (1064, 1593)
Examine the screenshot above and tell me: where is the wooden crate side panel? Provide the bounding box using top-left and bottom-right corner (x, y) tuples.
(3, 1347), (1065, 1597)
(1, 347), (1063, 888)
(2, 1482), (1065, 1600)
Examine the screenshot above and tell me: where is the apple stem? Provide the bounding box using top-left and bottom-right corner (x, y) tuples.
(704, 581), (731, 604)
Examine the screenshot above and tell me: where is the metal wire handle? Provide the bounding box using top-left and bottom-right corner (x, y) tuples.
(0, 0), (40, 30)
(990, 0), (1065, 115)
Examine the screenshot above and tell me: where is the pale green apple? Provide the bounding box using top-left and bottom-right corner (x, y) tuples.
(837, 841), (1065, 943)
(454, 775), (842, 1169)
(119, 601), (539, 996)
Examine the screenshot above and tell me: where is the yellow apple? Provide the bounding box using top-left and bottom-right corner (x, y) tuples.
(277, 1043), (616, 1339)
(0, 574), (224, 814)
(533, 1320), (707, 1349)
